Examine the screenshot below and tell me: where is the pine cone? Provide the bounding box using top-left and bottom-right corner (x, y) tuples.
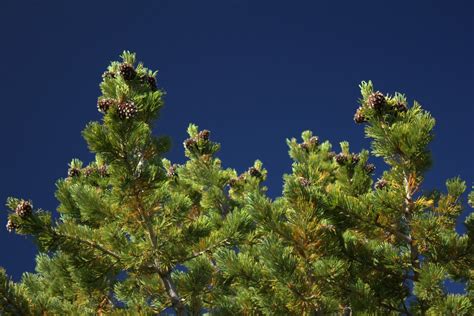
(301, 136), (319, 151)
(97, 165), (109, 177)
(83, 166), (96, 177)
(248, 167), (262, 178)
(119, 63), (136, 81)
(228, 178), (238, 187)
(308, 136), (319, 146)
(351, 153), (360, 164)
(335, 153), (348, 165)
(365, 163), (376, 174)
(68, 167), (81, 178)
(6, 219), (17, 232)
(375, 178), (388, 189)
(394, 101), (408, 113)
(146, 76), (157, 91)
(184, 138), (197, 150)
(102, 71), (116, 79)
(117, 101), (138, 120)
(97, 98), (115, 114)
(167, 164), (178, 178)
(367, 91), (386, 110)
(354, 107), (367, 123)
(300, 142), (309, 151)
(15, 200), (32, 218)
(298, 177), (311, 187)
(198, 130), (210, 141)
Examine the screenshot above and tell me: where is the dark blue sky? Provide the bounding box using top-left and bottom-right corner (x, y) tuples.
(0, 0), (472, 285)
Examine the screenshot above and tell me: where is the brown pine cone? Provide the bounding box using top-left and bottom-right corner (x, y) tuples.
(365, 163), (376, 174)
(354, 107), (367, 123)
(248, 167), (262, 178)
(351, 153), (360, 164)
(167, 164), (178, 178)
(375, 178), (388, 189)
(97, 98), (116, 114)
(184, 138), (197, 150)
(102, 71), (116, 79)
(298, 177), (311, 187)
(15, 200), (32, 218)
(83, 167), (96, 177)
(394, 101), (408, 113)
(97, 165), (109, 177)
(117, 101), (138, 120)
(367, 91), (386, 110)
(119, 63), (136, 80)
(198, 130), (210, 141)
(300, 142), (310, 151)
(6, 219), (17, 232)
(228, 178), (238, 187)
(146, 76), (157, 90)
(335, 153), (348, 165)
(308, 136), (319, 146)
(68, 167), (81, 178)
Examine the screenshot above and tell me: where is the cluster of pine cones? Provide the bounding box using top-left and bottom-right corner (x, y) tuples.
(299, 136), (319, 152)
(97, 62), (158, 119)
(97, 98), (138, 120)
(333, 152), (375, 174)
(102, 63), (157, 90)
(354, 91), (408, 124)
(184, 130), (211, 152)
(6, 200), (33, 232)
(228, 167), (263, 188)
(68, 165), (109, 179)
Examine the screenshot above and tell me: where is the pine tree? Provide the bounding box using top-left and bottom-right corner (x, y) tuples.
(210, 81), (474, 315)
(1, 52), (257, 315)
(1, 53), (473, 315)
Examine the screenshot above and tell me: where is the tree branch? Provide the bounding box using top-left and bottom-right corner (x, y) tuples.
(403, 172), (420, 282)
(159, 272), (186, 315)
(181, 238), (229, 263)
(130, 180), (186, 315)
(380, 302), (405, 314)
(60, 233), (121, 261)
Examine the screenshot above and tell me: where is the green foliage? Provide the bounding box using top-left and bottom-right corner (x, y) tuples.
(0, 268), (30, 315)
(2, 54), (473, 315)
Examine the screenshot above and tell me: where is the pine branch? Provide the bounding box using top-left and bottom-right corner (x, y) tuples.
(181, 238), (230, 263)
(380, 302), (405, 314)
(129, 173), (187, 315)
(403, 172), (420, 282)
(0, 269), (30, 315)
(341, 245), (408, 281)
(60, 232), (121, 261)
(346, 206), (412, 244)
(125, 137), (223, 311)
(159, 272), (186, 315)
(373, 216), (412, 244)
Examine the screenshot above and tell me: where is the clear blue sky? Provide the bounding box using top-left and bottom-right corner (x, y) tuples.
(0, 0), (472, 289)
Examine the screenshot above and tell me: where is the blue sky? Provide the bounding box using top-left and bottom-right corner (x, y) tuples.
(0, 0), (472, 292)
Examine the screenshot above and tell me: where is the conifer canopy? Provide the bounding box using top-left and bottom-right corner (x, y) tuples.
(2, 52), (473, 315)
